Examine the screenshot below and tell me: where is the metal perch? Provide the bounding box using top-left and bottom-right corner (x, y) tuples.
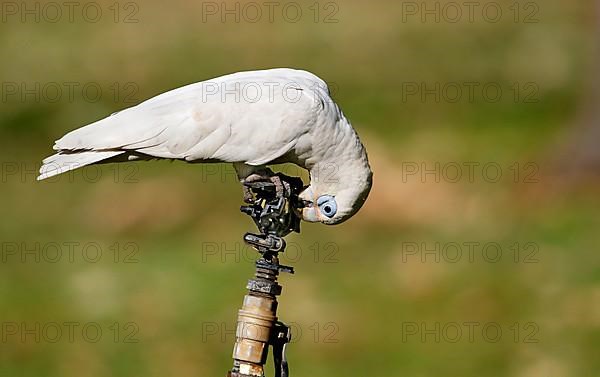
(227, 173), (304, 377)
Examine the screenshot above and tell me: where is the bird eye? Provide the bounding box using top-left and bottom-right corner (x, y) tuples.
(317, 195), (337, 218)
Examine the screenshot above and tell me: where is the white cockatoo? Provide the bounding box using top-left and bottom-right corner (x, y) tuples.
(38, 68), (372, 224)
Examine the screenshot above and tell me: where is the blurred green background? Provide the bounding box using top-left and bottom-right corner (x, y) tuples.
(1, 0), (599, 376)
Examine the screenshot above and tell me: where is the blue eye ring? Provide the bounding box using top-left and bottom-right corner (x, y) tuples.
(317, 195), (337, 218)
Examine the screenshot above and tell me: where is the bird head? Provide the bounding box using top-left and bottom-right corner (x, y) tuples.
(296, 160), (373, 225)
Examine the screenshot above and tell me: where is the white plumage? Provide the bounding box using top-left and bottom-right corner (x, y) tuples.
(39, 68), (372, 224)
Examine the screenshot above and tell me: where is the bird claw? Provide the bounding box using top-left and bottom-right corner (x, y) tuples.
(242, 186), (254, 204)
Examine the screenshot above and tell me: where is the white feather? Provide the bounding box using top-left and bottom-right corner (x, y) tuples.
(38, 68), (372, 224)
(38, 151), (124, 180)
(40, 69), (323, 177)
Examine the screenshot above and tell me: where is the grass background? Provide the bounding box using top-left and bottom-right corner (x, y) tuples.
(0, 0), (598, 376)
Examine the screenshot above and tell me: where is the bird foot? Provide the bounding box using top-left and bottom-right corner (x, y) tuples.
(242, 172), (303, 204)
(240, 172), (304, 236)
(242, 173), (283, 203)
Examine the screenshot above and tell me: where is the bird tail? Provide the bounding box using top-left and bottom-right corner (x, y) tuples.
(38, 150), (125, 181)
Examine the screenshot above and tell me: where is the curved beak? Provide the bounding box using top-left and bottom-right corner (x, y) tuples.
(295, 186), (320, 223)
(299, 206), (319, 222)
